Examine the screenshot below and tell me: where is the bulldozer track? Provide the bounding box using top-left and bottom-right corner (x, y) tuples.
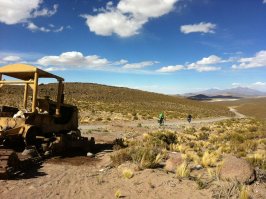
(0, 149), (19, 179)
(0, 148), (42, 179)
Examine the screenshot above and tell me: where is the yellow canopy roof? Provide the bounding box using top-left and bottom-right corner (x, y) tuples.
(0, 63), (64, 81)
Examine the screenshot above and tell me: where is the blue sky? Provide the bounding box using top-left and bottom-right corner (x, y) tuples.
(0, 0), (266, 94)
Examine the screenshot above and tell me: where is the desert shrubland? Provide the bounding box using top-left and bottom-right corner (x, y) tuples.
(0, 83), (233, 122)
(111, 117), (266, 198)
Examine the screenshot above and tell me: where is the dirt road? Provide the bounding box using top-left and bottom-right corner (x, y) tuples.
(79, 106), (245, 133)
(229, 106), (246, 118)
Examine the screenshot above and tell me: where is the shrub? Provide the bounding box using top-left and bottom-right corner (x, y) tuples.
(201, 151), (220, 167)
(176, 162), (190, 178)
(200, 126), (211, 132)
(196, 132), (209, 140)
(115, 190), (121, 198)
(111, 149), (132, 166)
(184, 127), (196, 134)
(247, 125), (258, 132)
(246, 152), (266, 170)
(145, 131), (177, 149)
(133, 115), (138, 120)
(239, 185), (249, 199)
(111, 144), (165, 169)
(122, 169), (134, 179)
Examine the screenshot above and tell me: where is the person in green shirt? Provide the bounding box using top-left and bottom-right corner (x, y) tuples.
(158, 112), (165, 126)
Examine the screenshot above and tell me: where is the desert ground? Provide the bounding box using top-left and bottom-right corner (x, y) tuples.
(0, 84), (265, 199)
(0, 107), (265, 199)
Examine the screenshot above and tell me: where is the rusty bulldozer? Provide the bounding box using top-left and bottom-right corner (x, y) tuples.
(0, 64), (94, 178)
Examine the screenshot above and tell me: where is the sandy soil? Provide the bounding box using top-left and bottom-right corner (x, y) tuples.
(0, 154), (213, 199)
(0, 108), (264, 199)
(0, 118), (214, 199)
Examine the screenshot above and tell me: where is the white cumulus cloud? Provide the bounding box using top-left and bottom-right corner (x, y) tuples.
(117, 0), (178, 18)
(180, 22), (216, 34)
(0, 0), (58, 25)
(2, 55), (22, 62)
(36, 51), (159, 74)
(196, 55), (222, 65)
(157, 54), (222, 73)
(82, 0), (179, 37)
(0, 55), (22, 64)
(187, 63), (221, 72)
(156, 65), (184, 72)
(27, 22), (64, 32)
(232, 50), (266, 69)
(32, 4), (58, 17)
(82, 11), (145, 37)
(123, 61), (158, 69)
(37, 51), (110, 69)
(253, 82), (266, 86)
(263, 0), (266, 4)
(27, 22), (50, 32)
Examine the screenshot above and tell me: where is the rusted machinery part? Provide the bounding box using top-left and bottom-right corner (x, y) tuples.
(22, 125), (41, 146)
(0, 149), (19, 179)
(0, 148), (42, 179)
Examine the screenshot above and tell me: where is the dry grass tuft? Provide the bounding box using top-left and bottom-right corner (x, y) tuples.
(239, 185), (249, 199)
(202, 151), (220, 167)
(115, 190), (122, 198)
(122, 169), (134, 179)
(176, 162), (190, 178)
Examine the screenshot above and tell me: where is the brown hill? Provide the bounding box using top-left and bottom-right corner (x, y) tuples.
(0, 83), (232, 122)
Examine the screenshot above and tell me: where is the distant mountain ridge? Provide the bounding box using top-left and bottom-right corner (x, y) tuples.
(188, 94), (241, 101)
(184, 87), (266, 97)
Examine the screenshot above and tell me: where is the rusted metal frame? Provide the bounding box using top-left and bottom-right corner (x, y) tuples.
(23, 84), (29, 109)
(31, 72), (38, 113)
(55, 80), (63, 116)
(0, 80), (34, 84)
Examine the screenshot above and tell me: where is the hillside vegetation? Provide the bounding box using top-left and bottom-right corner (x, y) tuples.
(0, 83), (232, 121)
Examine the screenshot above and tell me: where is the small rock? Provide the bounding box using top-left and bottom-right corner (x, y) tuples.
(164, 152), (183, 173)
(220, 155), (256, 184)
(99, 168), (110, 172)
(194, 165), (203, 170)
(86, 152), (94, 157)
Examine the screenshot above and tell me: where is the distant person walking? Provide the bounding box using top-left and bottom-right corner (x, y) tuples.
(187, 114), (192, 123)
(158, 112), (165, 126)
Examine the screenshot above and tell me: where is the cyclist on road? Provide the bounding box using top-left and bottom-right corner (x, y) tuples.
(158, 112), (165, 126)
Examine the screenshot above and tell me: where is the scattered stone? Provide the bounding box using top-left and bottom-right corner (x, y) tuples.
(86, 152), (94, 157)
(164, 152), (183, 173)
(167, 180), (176, 187)
(194, 165), (203, 170)
(255, 167), (266, 183)
(220, 155), (256, 184)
